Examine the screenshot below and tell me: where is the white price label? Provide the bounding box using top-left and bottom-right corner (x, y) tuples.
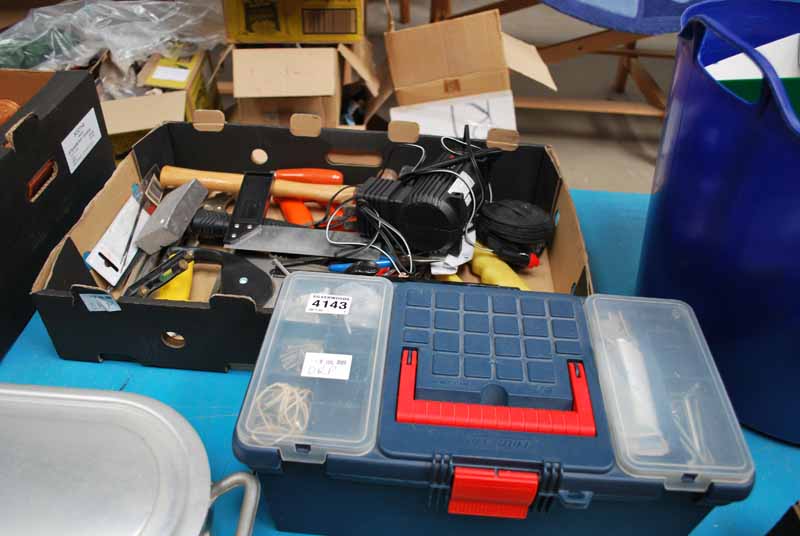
(79, 294), (121, 313)
(301, 352), (352, 381)
(447, 171), (475, 207)
(61, 108), (102, 173)
(305, 293), (352, 315)
(151, 65), (191, 83)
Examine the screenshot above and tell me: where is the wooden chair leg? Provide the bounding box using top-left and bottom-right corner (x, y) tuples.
(430, 0), (452, 22)
(539, 30), (646, 64)
(628, 57), (667, 110)
(448, 0), (541, 19)
(613, 42), (637, 93)
(400, 0), (410, 24)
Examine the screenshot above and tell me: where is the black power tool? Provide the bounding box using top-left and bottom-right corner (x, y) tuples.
(355, 148), (501, 256)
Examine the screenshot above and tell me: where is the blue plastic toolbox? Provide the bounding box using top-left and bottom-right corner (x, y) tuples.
(234, 273), (754, 535)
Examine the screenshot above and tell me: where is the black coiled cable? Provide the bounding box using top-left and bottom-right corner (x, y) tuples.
(475, 199), (555, 269)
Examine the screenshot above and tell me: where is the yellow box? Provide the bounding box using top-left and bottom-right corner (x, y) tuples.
(143, 52), (218, 121)
(224, 0), (364, 44)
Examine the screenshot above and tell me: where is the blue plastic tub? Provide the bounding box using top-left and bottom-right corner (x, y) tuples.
(637, 0), (800, 444)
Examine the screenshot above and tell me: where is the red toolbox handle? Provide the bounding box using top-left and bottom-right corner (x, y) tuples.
(396, 348), (596, 436)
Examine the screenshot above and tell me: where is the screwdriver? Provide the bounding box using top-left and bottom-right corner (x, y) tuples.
(329, 257), (392, 273)
(271, 169), (344, 226)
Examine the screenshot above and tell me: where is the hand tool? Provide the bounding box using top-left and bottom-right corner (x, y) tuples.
(470, 246), (530, 291)
(432, 247), (532, 290)
(160, 166), (350, 205)
(329, 257), (392, 273)
(136, 178), (208, 255)
(154, 254), (195, 301)
(125, 250), (194, 298)
(188, 208), (376, 260)
(86, 195), (151, 286)
(276, 199), (313, 225)
(119, 166), (161, 269)
(125, 248), (274, 307)
(434, 273), (464, 283)
(273, 168), (344, 225)
(186, 173), (377, 261)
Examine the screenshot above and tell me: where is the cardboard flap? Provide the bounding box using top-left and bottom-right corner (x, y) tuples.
(210, 44), (235, 85)
(387, 121), (419, 143)
(385, 11), (506, 91)
(486, 128), (520, 150)
(3, 112), (37, 153)
(136, 54), (162, 87)
(47, 238), (96, 291)
(338, 42), (380, 97)
(502, 33), (557, 91)
(549, 181), (590, 295)
(233, 48), (339, 98)
(101, 91), (186, 136)
(290, 114), (322, 137)
(363, 66), (394, 123)
(192, 109), (225, 132)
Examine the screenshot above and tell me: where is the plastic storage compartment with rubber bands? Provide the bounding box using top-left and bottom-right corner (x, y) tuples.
(237, 272), (393, 463)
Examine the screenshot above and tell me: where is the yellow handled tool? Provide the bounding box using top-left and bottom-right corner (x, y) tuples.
(434, 248), (531, 291)
(154, 259), (194, 301)
(471, 247), (530, 291)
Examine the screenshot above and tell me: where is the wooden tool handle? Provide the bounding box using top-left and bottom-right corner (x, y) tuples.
(160, 166), (243, 192)
(160, 166), (351, 204)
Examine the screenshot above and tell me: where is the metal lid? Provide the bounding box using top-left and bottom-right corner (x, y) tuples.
(0, 384), (211, 536)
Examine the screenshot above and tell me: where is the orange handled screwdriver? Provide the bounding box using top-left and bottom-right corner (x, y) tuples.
(273, 169), (344, 225)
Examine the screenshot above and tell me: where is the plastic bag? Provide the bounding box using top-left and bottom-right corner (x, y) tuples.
(0, 0), (224, 71)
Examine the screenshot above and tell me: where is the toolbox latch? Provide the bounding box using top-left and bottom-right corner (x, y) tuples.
(448, 467), (539, 520)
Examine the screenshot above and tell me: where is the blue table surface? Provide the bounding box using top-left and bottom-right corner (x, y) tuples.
(2, 190), (797, 535)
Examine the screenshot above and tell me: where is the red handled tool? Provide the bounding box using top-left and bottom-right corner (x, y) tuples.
(274, 168), (343, 225)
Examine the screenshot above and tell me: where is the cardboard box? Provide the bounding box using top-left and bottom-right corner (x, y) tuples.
(31, 117), (590, 372)
(376, 10), (557, 136)
(224, 0), (365, 44)
(0, 1), (59, 30)
(101, 51), (220, 156)
(0, 69), (114, 356)
(769, 501), (800, 535)
(228, 44), (379, 128)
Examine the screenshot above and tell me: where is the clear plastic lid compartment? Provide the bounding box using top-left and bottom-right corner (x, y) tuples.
(238, 272), (393, 463)
(585, 295), (754, 491)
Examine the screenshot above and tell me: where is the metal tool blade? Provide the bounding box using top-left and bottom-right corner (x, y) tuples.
(226, 225), (379, 261)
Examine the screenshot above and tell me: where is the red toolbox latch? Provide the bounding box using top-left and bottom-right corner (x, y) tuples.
(448, 467), (539, 520)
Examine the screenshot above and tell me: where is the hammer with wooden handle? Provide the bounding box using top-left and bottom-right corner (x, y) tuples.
(159, 166), (352, 205)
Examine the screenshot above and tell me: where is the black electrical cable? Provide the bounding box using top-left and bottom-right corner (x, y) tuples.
(374, 142), (397, 184)
(358, 202), (413, 273)
(399, 147), (502, 180)
(462, 126), (490, 204)
(310, 185), (357, 228)
(475, 199), (555, 269)
(334, 212), (383, 259)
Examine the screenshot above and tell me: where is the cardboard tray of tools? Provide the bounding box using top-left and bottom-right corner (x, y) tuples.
(31, 113), (592, 372)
